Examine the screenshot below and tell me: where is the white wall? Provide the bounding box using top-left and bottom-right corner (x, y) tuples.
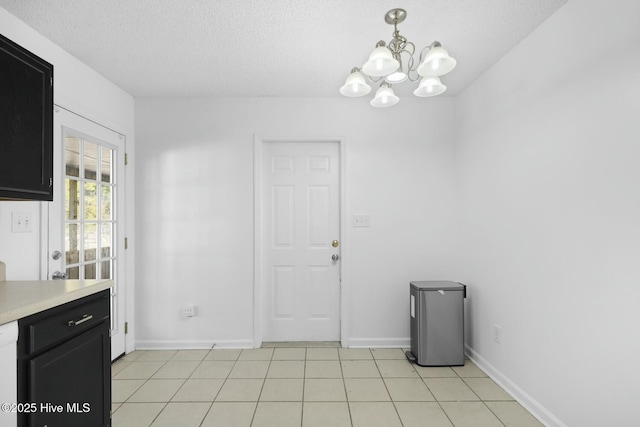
(455, 1), (640, 426)
(0, 6), (135, 283)
(134, 97), (457, 348)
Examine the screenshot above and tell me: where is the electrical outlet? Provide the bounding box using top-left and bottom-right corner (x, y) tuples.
(493, 324), (502, 344)
(182, 305), (196, 317)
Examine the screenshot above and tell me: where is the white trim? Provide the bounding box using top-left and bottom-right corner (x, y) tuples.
(339, 138), (349, 349)
(253, 136), (347, 348)
(347, 338), (411, 348)
(253, 136), (262, 348)
(135, 339), (254, 350)
(123, 141), (136, 355)
(465, 345), (566, 427)
(39, 189), (51, 282)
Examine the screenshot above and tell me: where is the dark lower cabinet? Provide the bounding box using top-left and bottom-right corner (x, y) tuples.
(17, 290), (111, 427)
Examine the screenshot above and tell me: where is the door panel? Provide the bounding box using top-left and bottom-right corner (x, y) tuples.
(308, 186), (330, 246)
(273, 266), (295, 318)
(308, 266), (331, 318)
(45, 108), (126, 359)
(273, 186), (294, 247)
(262, 141), (340, 341)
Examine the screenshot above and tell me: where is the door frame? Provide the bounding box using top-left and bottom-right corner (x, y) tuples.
(253, 136), (349, 348)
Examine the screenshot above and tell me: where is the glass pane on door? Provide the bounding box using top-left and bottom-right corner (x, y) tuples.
(63, 134), (117, 288)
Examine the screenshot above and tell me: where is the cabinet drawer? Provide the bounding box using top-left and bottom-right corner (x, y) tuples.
(26, 295), (109, 355)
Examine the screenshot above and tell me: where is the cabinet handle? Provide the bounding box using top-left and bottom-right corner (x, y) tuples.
(68, 314), (93, 327)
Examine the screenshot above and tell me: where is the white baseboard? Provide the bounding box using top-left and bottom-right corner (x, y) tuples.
(347, 337), (411, 348)
(135, 339), (255, 350)
(465, 345), (567, 427)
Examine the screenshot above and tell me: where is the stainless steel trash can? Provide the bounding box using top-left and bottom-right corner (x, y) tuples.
(407, 281), (466, 366)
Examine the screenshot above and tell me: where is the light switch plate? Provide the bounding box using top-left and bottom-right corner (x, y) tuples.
(352, 214), (371, 227)
(12, 212), (33, 233)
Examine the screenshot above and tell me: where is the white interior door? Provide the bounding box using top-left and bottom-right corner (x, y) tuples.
(45, 107), (126, 359)
(261, 141), (341, 341)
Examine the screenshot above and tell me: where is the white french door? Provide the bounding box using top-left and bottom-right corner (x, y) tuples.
(44, 107), (126, 359)
(260, 141), (341, 342)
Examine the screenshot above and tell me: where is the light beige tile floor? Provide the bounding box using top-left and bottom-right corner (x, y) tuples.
(111, 347), (544, 427)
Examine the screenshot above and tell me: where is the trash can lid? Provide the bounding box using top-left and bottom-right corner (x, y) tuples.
(410, 281), (465, 291)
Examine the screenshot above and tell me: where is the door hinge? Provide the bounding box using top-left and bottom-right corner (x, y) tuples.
(125, 322), (129, 334)
(49, 177), (53, 187)
(125, 152), (129, 165)
(125, 237), (128, 249)
(50, 77), (53, 87)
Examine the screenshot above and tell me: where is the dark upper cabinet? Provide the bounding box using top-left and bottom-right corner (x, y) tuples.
(0, 33), (54, 201)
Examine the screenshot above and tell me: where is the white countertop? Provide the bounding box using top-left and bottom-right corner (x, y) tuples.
(0, 279), (113, 325)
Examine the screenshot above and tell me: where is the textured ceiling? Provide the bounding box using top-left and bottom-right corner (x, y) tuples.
(0, 0), (567, 98)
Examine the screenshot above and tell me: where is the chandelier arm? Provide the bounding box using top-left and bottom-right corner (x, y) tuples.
(390, 41), (413, 58)
(403, 41), (415, 55)
(405, 55), (421, 83)
(363, 74), (384, 84)
(392, 46), (414, 64)
(392, 45), (419, 82)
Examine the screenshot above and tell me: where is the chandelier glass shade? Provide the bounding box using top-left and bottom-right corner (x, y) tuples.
(370, 83), (400, 108)
(339, 68), (372, 97)
(340, 8), (457, 107)
(362, 42), (400, 77)
(413, 76), (447, 97)
(417, 45), (457, 77)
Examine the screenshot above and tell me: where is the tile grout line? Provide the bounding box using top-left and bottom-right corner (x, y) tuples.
(185, 348), (217, 427)
(157, 353), (202, 426)
(187, 348), (240, 426)
(152, 350), (190, 426)
(248, 348), (271, 427)
(141, 352), (173, 427)
(410, 360), (457, 427)
(456, 366), (508, 427)
(337, 348), (355, 427)
(299, 348), (306, 427)
(454, 364), (510, 427)
(422, 361), (509, 427)
(374, 351), (408, 427)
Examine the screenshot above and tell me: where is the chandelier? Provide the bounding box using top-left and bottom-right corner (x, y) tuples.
(340, 8), (457, 107)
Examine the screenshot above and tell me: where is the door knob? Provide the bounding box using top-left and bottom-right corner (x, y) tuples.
(52, 271), (67, 280)
(332, 254), (340, 261)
